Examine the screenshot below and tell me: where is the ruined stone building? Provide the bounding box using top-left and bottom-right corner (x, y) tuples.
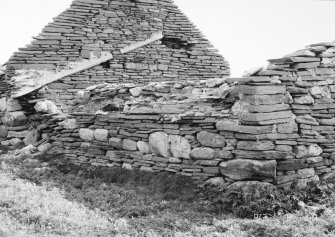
(1, 0), (335, 189)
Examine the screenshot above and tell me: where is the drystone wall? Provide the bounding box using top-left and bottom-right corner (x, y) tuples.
(5, 0), (228, 94)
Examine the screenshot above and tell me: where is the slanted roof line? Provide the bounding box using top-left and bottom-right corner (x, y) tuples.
(11, 31), (163, 99)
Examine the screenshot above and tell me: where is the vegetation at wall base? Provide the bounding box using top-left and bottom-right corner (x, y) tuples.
(1, 150), (335, 236)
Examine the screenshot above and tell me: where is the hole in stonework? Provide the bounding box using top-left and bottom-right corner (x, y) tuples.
(161, 36), (195, 50)
(101, 61), (111, 69)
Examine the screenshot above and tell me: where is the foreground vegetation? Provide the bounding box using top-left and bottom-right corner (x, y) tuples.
(1, 149), (335, 236)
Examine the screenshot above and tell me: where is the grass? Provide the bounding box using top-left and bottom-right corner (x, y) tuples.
(1, 149), (335, 236)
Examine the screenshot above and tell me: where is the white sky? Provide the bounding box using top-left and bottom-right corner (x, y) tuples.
(0, 0), (335, 76)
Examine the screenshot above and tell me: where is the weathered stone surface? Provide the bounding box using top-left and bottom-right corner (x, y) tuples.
(319, 118), (335, 126)
(6, 99), (22, 112)
(240, 111), (294, 123)
(277, 122), (298, 134)
(197, 131), (225, 148)
(0, 97), (6, 112)
(220, 159), (276, 180)
(34, 100), (59, 114)
(295, 175), (319, 189)
(122, 163), (133, 170)
(293, 94), (314, 104)
(233, 150), (294, 160)
(297, 168), (315, 179)
(123, 139), (137, 151)
(216, 121), (274, 134)
(241, 94), (286, 105)
(307, 156), (323, 164)
(190, 147), (218, 160)
(237, 141), (275, 151)
(59, 119), (78, 129)
(79, 128), (94, 141)
(38, 143), (52, 153)
(129, 87), (142, 97)
(109, 137), (123, 149)
(149, 132), (171, 158)
(294, 146), (308, 159)
(2, 111), (27, 127)
(296, 115), (319, 126)
(169, 135), (191, 159)
(0, 126), (8, 138)
(238, 85), (286, 95)
(206, 78), (226, 88)
(307, 144), (322, 157)
(7, 130), (30, 138)
(137, 141), (150, 154)
(94, 129), (109, 141)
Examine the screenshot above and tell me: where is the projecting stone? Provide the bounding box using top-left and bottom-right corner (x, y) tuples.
(2, 111), (27, 127)
(237, 141), (275, 151)
(233, 150), (294, 160)
(216, 120), (274, 134)
(220, 159), (276, 180)
(296, 115), (319, 126)
(241, 94), (286, 105)
(240, 111), (293, 123)
(123, 139), (137, 151)
(79, 128), (94, 141)
(38, 143), (52, 153)
(59, 119), (78, 129)
(247, 104), (290, 113)
(34, 100), (59, 114)
(197, 131), (225, 148)
(319, 118), (335, 126)
(137, 141), (150, 154)
(94, 129), (109, 141)
(149, 132), (171, 158)
(206, 78), (226, 88)
(190, 147), (218, 160)
(0, 126), (8, 138)
(297, 168), (315, 179)
(169, 135), (191, 159)
(6, 99), (22, 112)
(293, 94), (314, 104)
(307, 144), (322, 157)
(129, 87), (142, 97)
(238, 85), (286, 95)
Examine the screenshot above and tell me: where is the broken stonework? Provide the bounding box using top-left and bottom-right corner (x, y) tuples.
(220, 159), (276, 180)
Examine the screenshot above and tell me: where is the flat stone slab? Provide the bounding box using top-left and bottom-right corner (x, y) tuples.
(233, 150), (295, 160)
(197, 131), (226, 148)
(237, 85), (286, 95)
(216, 121), (274, 134)
(237, 141), (275, 151)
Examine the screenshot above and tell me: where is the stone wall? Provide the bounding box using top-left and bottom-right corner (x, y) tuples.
(5, 0), (229, 93)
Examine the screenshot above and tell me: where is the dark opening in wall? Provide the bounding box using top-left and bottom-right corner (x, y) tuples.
(101, 61), (110, 69)
(161, 36), (194, 50)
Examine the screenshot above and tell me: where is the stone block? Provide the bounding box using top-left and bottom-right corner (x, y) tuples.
(191, 147), (218, 160)
(293, 94), (314, 104)
(6, 99), (22, 112)
(297, 168), (315, 179)
(237, 141), (275, 151)
(240, 111), (294, 123)
(0, 126), (8, 138)
(123, 139), (137, 151)
(94, 129), (109, 141)
(34, 100), (59, 114)
(238, 85), (286, 95)
(233, 150), (295, 160)
(149, 132), (171, 158)
(220, 159), (276, 180)
(137, 141), (150, 154)
(59, 119), (78, 129)
(216, 121), (274, 134)
(240, 94), (286, 105)
(79, 128), (94, 141)
(109, 137), (123, 149)
(296, 115), (319, 126)
(2, 111), (27, 127)
(197, 131), (225, 148)
(169, 135), (191, 159)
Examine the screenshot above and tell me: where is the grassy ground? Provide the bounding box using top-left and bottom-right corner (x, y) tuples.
(1, 150), (335, 236)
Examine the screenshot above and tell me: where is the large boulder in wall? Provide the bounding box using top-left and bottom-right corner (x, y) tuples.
(2, 111), (27, 127)
(149, 132), (171, 158)
(169, 135), (191, 159)
(34, 100), (59, 114)
(220, 159), (276, 180)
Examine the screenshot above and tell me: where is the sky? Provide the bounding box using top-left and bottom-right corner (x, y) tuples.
(0, 0), (335, 76)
